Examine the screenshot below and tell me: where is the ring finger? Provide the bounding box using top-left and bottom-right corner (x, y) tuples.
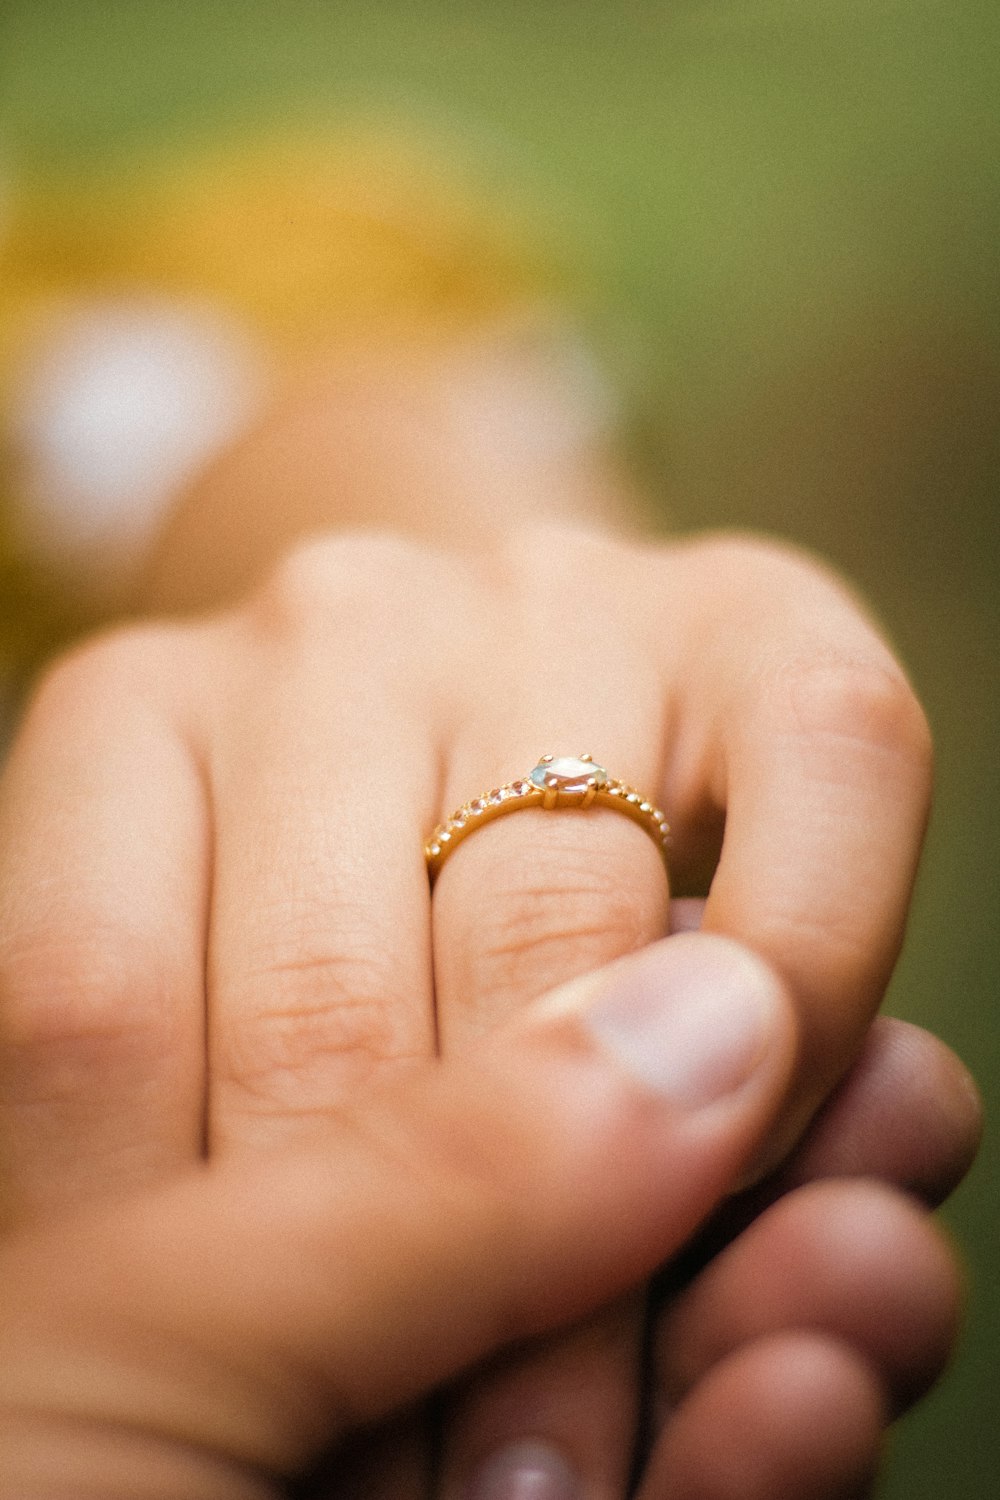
(432, 552), (672, 1500)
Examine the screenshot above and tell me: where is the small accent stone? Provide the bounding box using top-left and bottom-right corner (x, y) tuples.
(529, 755), (609, 794)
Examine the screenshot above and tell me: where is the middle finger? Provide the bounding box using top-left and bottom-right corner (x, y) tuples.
(202, 539), (449, 1154)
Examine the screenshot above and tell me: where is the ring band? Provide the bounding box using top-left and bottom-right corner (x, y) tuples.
(425, 754), (670, 884)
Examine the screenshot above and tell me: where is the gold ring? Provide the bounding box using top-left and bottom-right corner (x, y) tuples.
(425, 754), (670, 885)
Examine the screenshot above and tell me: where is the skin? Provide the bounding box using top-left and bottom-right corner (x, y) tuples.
(0, 943), (977, 1499)
(0, 341), (983, 1497)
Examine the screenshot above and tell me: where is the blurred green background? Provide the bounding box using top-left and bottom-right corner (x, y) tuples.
(2, 1), (996, 1493)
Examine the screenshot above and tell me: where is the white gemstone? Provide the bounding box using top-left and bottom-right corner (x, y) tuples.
(529, 756), (608, 793)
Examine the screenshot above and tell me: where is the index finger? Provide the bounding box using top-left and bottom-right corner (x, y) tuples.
(663, 537), (933, 1164)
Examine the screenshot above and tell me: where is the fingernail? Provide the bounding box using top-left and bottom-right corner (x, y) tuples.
(580, 934), (783, 1109)
(464, 1440), (580, 1500)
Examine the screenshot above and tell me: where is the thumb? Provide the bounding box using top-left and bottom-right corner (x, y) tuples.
(0, 934), (795, 1491)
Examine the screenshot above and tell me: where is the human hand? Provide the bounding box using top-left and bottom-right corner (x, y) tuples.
(317, 1004), (976, 1500)
(0, 933), (972, 1498)
(0, 528), (978, 1496)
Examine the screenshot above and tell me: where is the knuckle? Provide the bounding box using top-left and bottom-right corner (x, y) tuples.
(682, 532), (893, 638)
(751, 903), (874, 1003)
(459, 839), (665, 1013)
(26, 624), (184, 725)
(253, 531), (445, 639)
(220, 937), (420, 1107)
(782, 655), (933, 771)
(680, 530), (806, 591)
(684, 529), (838, 589)
(0, 923), (177, 1079)
(685, 536), (933, 771)
(494, 522), (618, 600)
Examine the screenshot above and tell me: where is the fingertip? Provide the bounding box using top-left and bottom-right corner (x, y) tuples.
(668, 898), (706, 935)
(872, 1019), (984, 1201)
(660, 1177), (963, 1416)
(531, 933), (798, 1123)
(784, 1017), (984, 1207)
(644, 1332), (885, 1500)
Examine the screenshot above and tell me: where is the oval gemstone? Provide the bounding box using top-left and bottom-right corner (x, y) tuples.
(529, 756), (608, 793)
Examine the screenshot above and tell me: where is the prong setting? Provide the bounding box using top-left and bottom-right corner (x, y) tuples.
(425, 753), (670, 882)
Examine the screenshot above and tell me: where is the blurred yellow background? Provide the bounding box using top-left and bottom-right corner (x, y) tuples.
(1, 3), (996, 1493)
